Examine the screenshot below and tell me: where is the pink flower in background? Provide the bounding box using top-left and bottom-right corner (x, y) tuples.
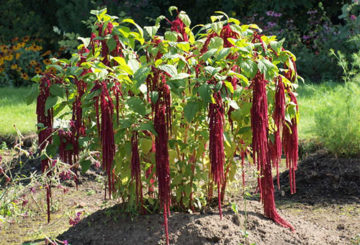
(351, 15), (357, 21)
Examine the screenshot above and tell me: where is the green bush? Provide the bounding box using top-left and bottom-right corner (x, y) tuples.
(314, 82), (360, 156)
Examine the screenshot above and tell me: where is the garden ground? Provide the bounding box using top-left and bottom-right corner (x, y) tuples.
(1, 151), (359, 245)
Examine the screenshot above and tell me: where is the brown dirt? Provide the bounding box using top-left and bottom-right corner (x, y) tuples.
(1, 151), (360, 245)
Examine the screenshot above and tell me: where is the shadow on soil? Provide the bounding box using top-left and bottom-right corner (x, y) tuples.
(275, 150), (360, 206)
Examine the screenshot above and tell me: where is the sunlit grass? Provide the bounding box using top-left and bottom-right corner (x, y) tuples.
(297, 81), (341, 140)
(0, 87), (36, 136)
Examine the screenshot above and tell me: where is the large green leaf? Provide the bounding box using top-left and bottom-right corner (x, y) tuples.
(184, 101), (201, 122)
(45, 96), (58, 111)
(158, 64), (177, 77)
(127, 97), (146, 116)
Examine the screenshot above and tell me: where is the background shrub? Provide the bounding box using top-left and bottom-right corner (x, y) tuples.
(0, 38), (54, 87)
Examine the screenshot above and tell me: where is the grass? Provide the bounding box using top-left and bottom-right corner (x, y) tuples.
(0, 87), (36, 136)
(297, 81), (341, 140)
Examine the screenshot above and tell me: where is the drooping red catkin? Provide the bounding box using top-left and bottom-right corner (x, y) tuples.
(251, 72), (294, 231)
(271, 76), (286, 189)
(147, 36), (172, 244)
(36, 74), (53, 223)
(100, 81), (116, 198)
(220, 25), (240, 131)
(58, 129), (75, 165)
(145, 139), (156, 196)
(282, 89), (298, 195)
(154, 102), (171, 245)
(208, 90), (225, 219)
(131, 131), (143, 208)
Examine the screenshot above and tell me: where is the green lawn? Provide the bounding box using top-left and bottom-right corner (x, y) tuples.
(0, 87), (36, 136)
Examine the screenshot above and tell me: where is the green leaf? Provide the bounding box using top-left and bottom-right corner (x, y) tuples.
(158, 64), (177, 77)
(107, 38), (117, 53)
(80, 159), (91, 174)
(127, 97), (146, 116)
(210, 15), (224, 23)
(25, 86), (39, 105)
(53, 101), (67, 117)
(50, 84), (65, 97)
(208, 37), (224, 50)
(229, 100), (239, 109)
(119, 119), (133, 129)
(216, 48), (231, 61)
(138, 122), (158, 136)
(270, 39), (284, 54)
(122, 18), (144, 40)
(258, 58), (278, 80)
(178, 11), (191, 26)
(169, 73), (190, 81)
(201, 49), (217, 61)
(224, 81), (234, 94)
(204, 66), (221, 77)
(134, 66), (150, 84)
(168, 6), (178, 16)
(144, 26), (159, 38)
(177, 42), (190, 52)
(211, 22), (223, 34)
(228, 71), (249, 86)
(150, 91), (159, 104)
(198, 83), (212, 102)
(184, 101), (200, 122)
(128, 59), (140, 73)
(78, 37), (90, 48)
(239, 59), (258, 80)
(165, 31), (178, 42)
(45, 96), (58, 111)
(113, 57), (133, 75)
(139, 138), (153, 153)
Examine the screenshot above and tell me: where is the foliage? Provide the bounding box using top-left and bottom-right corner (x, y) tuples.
(314, 82), (360, 156)
(0, 38), (54, 87)
(30, 7), (300, 244)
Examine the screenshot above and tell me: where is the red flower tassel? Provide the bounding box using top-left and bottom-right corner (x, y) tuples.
(36, 74), (53, 223)
(251, 72), (294, 231)
(100, 82), (115, 198)
(131, 131), (143, 208)
(208, 91), (225, 219)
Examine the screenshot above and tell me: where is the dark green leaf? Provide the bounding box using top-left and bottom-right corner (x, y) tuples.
(25, 86), (39, 105)
(107, 38), (117, 53)
(45, 96), (58, 111)
(50, 84), (65, 97)
(198, 83), (211, 102)
(184, 101), (200, 122)
(80, 159), (92, 174)
(127, 97), (146, 116)
(138, 122), (158, 136)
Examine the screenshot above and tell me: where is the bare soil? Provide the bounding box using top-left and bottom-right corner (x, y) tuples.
(1, 151), (359, 245)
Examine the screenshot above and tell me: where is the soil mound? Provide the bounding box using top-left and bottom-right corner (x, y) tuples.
(276, 151), (360, 202)
(58, 200), (342, 245)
